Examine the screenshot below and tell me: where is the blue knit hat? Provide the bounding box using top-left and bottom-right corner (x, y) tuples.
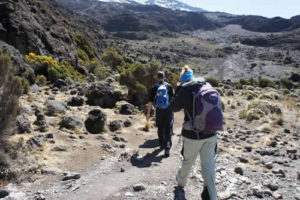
(180, 70), (194, 83)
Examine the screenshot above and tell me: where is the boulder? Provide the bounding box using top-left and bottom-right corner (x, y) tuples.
(16, 115), (31, 133)
(60, 115), (83, 130)
(85, 108), (107, 134)
(86, 80), (127, 108)
(34, 113), (49, 132)
(53, 79), (68, 89)
(45, 100), (67, 116)
(115, 101), (138, 115)
(67, 96), (84, 107)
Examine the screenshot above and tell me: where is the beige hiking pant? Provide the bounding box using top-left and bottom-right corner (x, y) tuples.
(176, 135), (217, 200)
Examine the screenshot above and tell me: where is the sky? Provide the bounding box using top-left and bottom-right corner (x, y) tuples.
(182, 0), (299, 19)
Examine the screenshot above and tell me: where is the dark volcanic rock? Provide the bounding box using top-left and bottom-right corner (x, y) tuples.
(85, 108), (107, 134)
(116, 101), (137, 115)
(86, 81), (125, 108)
(53, 79), (68, 89)
(68, 96), (84, 107)
(0, 190), (9, 198)
(109, 120), (122, 132)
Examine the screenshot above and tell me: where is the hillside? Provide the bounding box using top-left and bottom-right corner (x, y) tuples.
(0, 0), (299, 199)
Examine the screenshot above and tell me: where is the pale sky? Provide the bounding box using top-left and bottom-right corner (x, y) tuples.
(182, 0), (299, 19)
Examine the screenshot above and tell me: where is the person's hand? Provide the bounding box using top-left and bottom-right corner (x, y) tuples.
(177, 82), (182, 86)
(146, 113), (151, 121)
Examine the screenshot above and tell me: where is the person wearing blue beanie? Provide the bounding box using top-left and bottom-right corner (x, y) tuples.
(180, 65), (194, 84)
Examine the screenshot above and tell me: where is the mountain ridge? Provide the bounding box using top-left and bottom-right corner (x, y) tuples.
(97, 0), (205, 12)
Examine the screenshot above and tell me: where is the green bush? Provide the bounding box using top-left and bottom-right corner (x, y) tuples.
(77, 48), (89, 63)
(25, 52), (57, 77)
(258, 78), (275, 88)
(101, 47), (124, 72)
(280, 78), (293, 90)
(206, 77), (219, 87)
(239, 110), (247, 119)
(36, 75), (47, 86)
(73, 34), (95, 59)
(120, 62), (159, 106)
(47, 61), (82, 83)
(21, 78), (30, 94)
(0, 48), (22, 132)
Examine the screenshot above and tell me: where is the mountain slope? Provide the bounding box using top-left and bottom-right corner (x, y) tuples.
(98, 0), (205, 12)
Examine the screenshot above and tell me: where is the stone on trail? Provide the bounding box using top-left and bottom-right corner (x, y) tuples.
(133, 184), (146, 192)
(62, 172), (81, 181)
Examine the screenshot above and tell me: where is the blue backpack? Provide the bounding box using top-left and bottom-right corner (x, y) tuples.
(155, 83), (169, 109)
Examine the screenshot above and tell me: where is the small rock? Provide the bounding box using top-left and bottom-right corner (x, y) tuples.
(53, 79), (67, 89)
(252, 186), (264, 198)
(85, 108), (107, 134)
(133, 184), (146, 192)
(267, 183), (279, 191)
(109, 120), (122, 132)
(244, 146), (252, 152)
(52, 145), (68, 152)
(120, 167), (125, 172)
(238, 157), (249, 163)
(70, 89), (77, 95)
(265, 162), (273, 169)
(60, 115), (83, 130)
(234, 167), (243, 175)
(272, 192), (282, 199)
(283, 129), (290, 133)
(123, 119), (133, 127)
(62, 172), (81, 181)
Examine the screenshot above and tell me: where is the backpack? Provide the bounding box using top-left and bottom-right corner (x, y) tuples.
(184, 82), (223, 134)
(155, 82), (170, 109)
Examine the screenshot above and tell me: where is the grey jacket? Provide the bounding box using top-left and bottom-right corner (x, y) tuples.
(170, 77), (217, 139)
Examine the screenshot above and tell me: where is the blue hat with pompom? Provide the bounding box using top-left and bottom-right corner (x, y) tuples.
(180, 70), (194, 83)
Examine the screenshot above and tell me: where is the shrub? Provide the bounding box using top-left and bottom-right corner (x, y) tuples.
(73, 34), (95, 58)
(248, 100), (282, 115)
(25, 53), (57, 77)
(246, 108), (264, 121)
(120, 62), (159, 106)
(0, 48), (23, 133)
(258, 78), (275, 88)
(206, 77), (219, 87)
(47, 61), (83, 83)
(239, 110), (247, 119)
(36, 75), (47, 86)
(280, 78), (293, 90)
(21, 78), (30, 94)
(101, 47), (124, 72)
(77, 48), (89, 63)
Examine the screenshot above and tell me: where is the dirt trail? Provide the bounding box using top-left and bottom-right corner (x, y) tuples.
(13, 113), (200, 200)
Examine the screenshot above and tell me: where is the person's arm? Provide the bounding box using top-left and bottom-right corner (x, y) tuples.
(146, 101), (153, 121)
(146, 85), (156, 121)
(170, 86), (185, 112)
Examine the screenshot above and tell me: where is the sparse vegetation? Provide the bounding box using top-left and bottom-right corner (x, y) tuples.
(205, 77), (218, 87)
(258, 77), (275, 88)
(101, 47), (124, 72)
(239, 110), (247, 119)
(0, 48), (23, 133)
(280, 78), (293, 90)
(26, 53), (82, 83)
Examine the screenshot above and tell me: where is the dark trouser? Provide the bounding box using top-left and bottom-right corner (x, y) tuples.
(156, 107), (174, 150)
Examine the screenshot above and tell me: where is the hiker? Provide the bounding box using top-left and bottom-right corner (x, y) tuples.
(146, 71), (174, 157)
(171, 66), (223, 200)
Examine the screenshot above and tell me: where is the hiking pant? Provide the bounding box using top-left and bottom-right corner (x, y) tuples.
(155, 107), (173, 150)
(176, 135), (217, 200)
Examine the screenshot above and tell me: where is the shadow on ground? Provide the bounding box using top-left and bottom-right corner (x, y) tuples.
(139, 138), (160, 148)
(130, 148), (165, 168)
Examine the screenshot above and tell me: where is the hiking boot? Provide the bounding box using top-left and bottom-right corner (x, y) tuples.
(201, 186), (210, 200)
(164, 149), (170, 157)
(174, 186), (185, 200)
